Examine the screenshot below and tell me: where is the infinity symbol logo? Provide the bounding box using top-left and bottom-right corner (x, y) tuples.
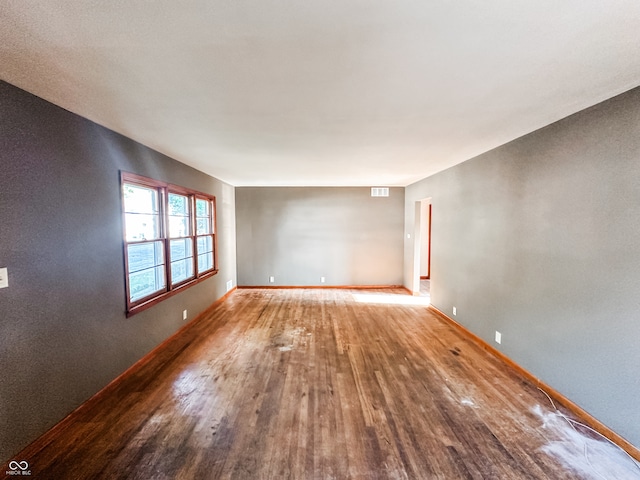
(8, 460), (29, 470)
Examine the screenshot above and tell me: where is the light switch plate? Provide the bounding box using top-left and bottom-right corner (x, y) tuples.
(0, 268), (8, 288)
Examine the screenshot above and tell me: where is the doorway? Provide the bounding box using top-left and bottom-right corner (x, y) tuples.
(412, 198), (431, 297)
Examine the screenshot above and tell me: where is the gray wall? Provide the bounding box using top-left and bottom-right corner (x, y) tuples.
(404, 87), (640, 448)
(236, 187), (404, 286)
(0, 81), (237, 463)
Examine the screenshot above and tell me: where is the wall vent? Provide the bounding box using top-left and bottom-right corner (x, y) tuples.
(371, 187), (389, 197)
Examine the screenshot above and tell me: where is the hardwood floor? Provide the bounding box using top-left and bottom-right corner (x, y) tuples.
(6, 288), (639, 479)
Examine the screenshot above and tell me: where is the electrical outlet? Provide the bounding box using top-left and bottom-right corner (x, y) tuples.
(495, 331), (502, 344)
(269, 276), (275, 283)
(452, 306), (456, 316)
(321, 276), (326, 283)
(0, 268), (7, 289)
(226, 280), (233, 291)
(183, 310), (188, 321)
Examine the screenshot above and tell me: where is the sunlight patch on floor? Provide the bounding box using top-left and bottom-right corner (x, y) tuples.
(531, 405), (640, 479)
(351, 293), (431, 306)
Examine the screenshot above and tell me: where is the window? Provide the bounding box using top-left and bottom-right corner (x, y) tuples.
(121, 173), (217, 314)
(195, 198), (215, 274)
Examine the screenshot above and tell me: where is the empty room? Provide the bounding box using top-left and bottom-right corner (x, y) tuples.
(2, 1), (640, 479)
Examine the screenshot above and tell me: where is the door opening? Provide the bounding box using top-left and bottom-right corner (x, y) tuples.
(420, 203), (431, 280)
(412, 198), (431, 297)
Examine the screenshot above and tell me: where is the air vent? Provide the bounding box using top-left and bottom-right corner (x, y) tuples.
(371, 187), (389, 197)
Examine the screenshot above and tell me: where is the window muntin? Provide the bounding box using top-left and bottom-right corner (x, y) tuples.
(121, 173), (217, 314)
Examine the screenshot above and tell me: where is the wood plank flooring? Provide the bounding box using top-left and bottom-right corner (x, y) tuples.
(5, 288), (640, 479)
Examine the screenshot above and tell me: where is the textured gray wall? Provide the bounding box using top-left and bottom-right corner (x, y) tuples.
(236, 187), (404, 286)
(404, 87), (640, 448)
(0, 81), (237, 463)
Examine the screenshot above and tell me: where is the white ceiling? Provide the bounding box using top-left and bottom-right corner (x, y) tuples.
(2, 1), (640, 186)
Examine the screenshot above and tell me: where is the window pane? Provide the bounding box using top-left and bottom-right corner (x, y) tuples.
(197, 235), (213, 254)
(128, 241), (164, 273)
(169, 216), (190, 238)
(196, 218), (211, 235)
(123, 184), (158, 214)
(196, 199), (209, 217)
(196, 235), (214, 273)
(129, 266), (166, 302)
(170, 238), (193, 261)
(125, 213), (161, 241)
(168, 193), (190, 238)
(171, 258), (195, 285)
(198, 252), (214, 273)
(170, 238), (194, 285)
(196, 199), (212, 235)
(168, 193), (189, 216)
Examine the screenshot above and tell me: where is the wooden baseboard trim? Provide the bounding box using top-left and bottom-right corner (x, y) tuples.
(428, 305), (640, 463)
(11, 287), (238, 462)
(237, 285), (406, 290)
